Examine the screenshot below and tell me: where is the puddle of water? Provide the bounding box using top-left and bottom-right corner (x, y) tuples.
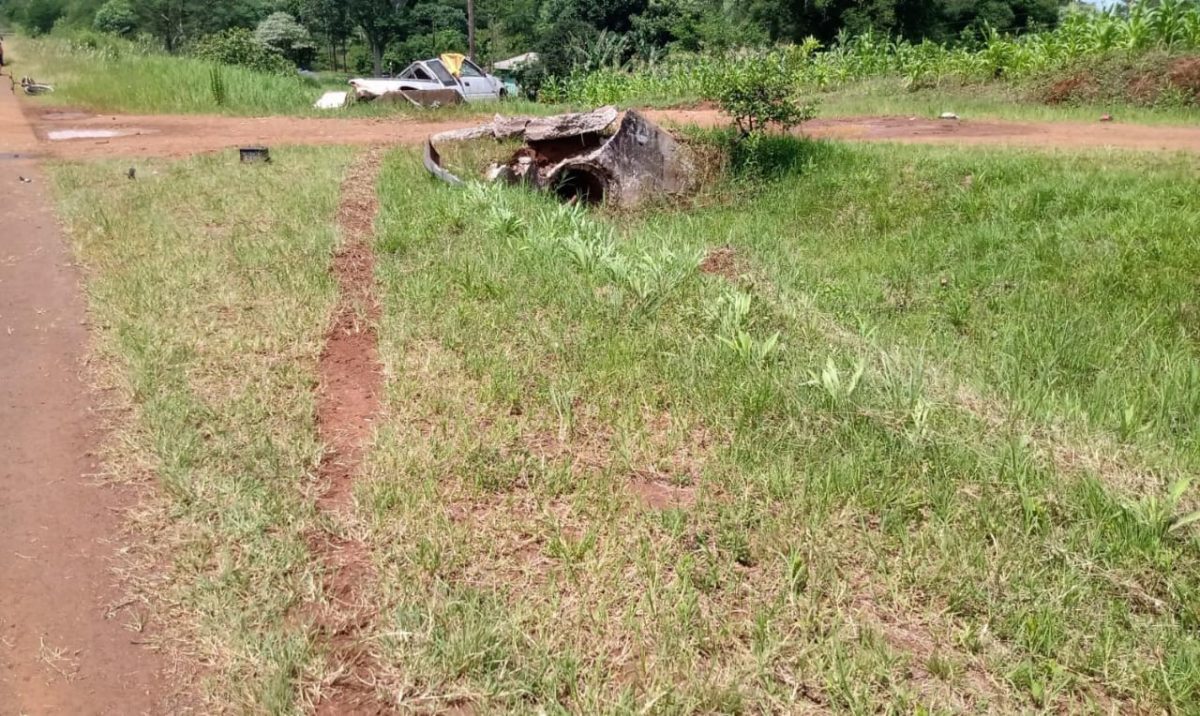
(46, 128), (149, 141)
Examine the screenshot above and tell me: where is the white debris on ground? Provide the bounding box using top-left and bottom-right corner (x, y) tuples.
(314, 91), (349, 110)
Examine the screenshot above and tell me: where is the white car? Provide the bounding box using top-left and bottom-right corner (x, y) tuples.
(349, 57), (504, 103)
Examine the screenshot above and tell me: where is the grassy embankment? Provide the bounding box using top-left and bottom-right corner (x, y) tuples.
(811, 77), (1200, 125)
(52, 134), (1200, 712)
(7, 35), (548, 118)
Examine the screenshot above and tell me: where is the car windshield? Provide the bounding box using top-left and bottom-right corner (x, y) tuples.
(459, 61), (485, 78)
(426, 60), (457, 86)
(399, 63), (433, 81)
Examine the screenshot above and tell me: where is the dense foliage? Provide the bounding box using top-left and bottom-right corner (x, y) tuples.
(3, 0), (1199, 110)
(2, 0), (1083, 70)
(713, 53), (817, 134)
(546, 2), (1200, 105)
(192, 26), (295, 74)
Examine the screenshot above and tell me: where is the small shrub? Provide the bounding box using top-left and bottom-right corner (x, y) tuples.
(191, 28), (292, 75)
(93, 0), (137, 37)
(707, 57), (816, 135)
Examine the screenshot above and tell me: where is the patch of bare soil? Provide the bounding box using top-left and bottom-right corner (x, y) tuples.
(317, 147), (385, 507)
(1045, 73), (1098, 105)
(699, 245), (740, 280)
(310, 147), (388, 715)
(629, 479), (697, 509)
(1039, 53), (1200, 108)
(1167, 57), (1200, 100)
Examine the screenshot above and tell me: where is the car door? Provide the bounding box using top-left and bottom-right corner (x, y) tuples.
(426, 59), (464, 97)
(457, 60), (498, 100)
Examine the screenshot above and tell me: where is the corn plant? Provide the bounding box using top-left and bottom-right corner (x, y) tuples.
(808, 356), (866, 408)
(1129, 477), (1200, 538)
(706, 290), (781, 367)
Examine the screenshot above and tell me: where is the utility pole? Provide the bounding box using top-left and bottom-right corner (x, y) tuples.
(467, 0), (477, 60)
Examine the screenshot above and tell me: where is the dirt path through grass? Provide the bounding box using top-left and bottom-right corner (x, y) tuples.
(20, 105), (1200, 159)
(0, 80), (171, 715)
(310, 147), (388, 714)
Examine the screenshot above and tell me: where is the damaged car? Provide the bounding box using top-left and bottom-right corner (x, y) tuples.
(349, 54), (504, 106)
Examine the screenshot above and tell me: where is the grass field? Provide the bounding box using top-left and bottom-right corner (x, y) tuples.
(810, 78), (1200, 126)
(50, 134), (1200, 712)
(10, 35), (329, 115)
(356, 143), (1200, 712)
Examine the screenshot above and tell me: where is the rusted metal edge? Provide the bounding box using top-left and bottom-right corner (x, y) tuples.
(423, 139), (463, 186)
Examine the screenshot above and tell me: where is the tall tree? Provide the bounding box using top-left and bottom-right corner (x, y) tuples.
(301, 0), (351, 70)
(348, 0), (408, 75)
(467, 0), (475, 58)
(136, 0), (194, 51)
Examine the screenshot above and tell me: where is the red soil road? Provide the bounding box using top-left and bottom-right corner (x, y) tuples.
(19, 106), (1200, 158)
(0, 89), (169, 712)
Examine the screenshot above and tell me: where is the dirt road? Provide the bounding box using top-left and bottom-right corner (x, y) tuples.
(0, 89), (168, 713)
(15, 106), (1200, 159)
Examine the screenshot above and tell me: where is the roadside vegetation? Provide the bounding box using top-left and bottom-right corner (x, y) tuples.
(48, 130), (1200, 711)
(16, 1), (1200, 712)
(50, 148), (353, 709)
(4, 0), (1200, 125)
(546, 4), (1200, 116)
(3, 33), (556, 117)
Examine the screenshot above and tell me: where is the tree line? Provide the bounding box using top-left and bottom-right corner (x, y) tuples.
(2, 0), (1077, 77)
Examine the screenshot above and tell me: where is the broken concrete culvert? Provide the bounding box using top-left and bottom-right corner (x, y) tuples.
(424, 106), (697, 207)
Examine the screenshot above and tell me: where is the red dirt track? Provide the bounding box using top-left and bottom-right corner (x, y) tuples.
(0, 89), (170, 713)
(16, 107), (1200, 159)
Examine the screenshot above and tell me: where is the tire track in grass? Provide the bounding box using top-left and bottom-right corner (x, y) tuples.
(311, 146), (388, 714)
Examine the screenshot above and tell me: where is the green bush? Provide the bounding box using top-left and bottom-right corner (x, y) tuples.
(253, 12), (315, 68)
(93, 0), (136, 37)
(191, 28), (292, 75)
(709, 56), (816, 135)
(17, 0), (65, 35)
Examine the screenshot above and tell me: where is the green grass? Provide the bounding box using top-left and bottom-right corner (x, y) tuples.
(10, 35), (327, 115)
(50, 147), (354, 711)
(353, 142), (1200, 712)
(47, 135), (1200, 712)
(13, 32), (1199, 126)
(810, 77), (1200, 126)
(623, 78), (1200, 126)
